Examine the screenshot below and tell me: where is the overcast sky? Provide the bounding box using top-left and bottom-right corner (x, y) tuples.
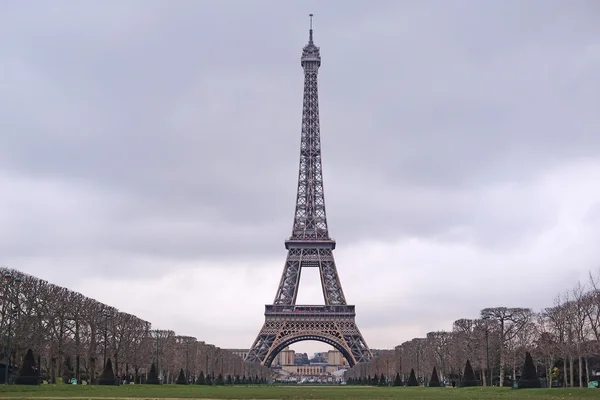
(1, 0), (599, 356)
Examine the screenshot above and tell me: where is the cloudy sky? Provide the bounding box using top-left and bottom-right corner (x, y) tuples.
(1, 0), (599, 356)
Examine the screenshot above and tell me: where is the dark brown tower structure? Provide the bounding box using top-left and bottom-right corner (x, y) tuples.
(245, 15), (372, 367)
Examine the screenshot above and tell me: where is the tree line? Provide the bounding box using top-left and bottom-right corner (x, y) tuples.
(345, 271), (600, 387)
(0, 267), (270, 384)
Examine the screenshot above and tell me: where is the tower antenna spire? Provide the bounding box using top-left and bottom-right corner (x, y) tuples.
(309, 13), (314, 43)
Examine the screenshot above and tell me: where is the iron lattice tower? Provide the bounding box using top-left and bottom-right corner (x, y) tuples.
(245, 16), (372, 367)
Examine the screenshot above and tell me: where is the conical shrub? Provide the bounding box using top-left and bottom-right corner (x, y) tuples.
(15, 349), (39, 385)
(98, 358), (116, 385)
(406, 368), (419, 386)
(517, 352), (541, 388)
(146, 362), (159, 384)
(460, 359), (479, 387)
(176, 368), (187, 384)
(429, 366), (440, 387)
(196, 371), (205, 385)
(393, 372), (402, 386)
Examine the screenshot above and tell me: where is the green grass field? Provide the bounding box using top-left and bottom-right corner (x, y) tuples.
(0, 385), (597, 400)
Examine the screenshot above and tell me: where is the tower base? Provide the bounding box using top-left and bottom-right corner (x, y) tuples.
(245, 305), (372, 367)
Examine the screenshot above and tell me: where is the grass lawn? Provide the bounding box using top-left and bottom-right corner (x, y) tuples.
(0, 385), (596, 400)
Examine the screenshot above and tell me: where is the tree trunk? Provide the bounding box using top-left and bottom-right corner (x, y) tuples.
(499, 351), (505, 387)
(90, 356), (96, 384)
(584, 357), (589, 385)
(547, 357), (552, 388)
(578, 353), (583, 387)
(569, 357), (574, 387)
(51, 357), (56, 383)
(564, 357), (568, 386)
(76, 355), (80, 383)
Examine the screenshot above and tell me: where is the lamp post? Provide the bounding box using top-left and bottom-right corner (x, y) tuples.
(385, 359), (389, 385)
(155, 334), (159, 383)
(102, 309), (111, 369)
(482, 317), (491, 386)
(3, 273), (22, 385)
(485, 329), (490, 386)
(185, 340), (189, 383)
(416, 346), (420, 383)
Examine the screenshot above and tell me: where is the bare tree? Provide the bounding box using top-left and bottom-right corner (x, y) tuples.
(584, 271), (600, 353)
(426, 331), (450, 382)
(0, 267), (271, 384)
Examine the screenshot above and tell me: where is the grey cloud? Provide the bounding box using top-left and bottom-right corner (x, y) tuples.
(0, 0), (599, 276)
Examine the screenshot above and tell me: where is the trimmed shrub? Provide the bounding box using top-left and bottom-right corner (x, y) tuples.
(393, 372), (403, 386)
(176, 368), (187, 385)
(406, 368), (419, 386)
(429, 366), (440, 387)
(146, 362), (159, 385)
(518, 352), (541, 388)
(461, 360), (479, 387)
(98, 358), (116, 385)
(16, 349), (40, 385)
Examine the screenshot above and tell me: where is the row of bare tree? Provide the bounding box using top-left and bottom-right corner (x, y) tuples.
(0, 267), (269, 383)
(346, 271), (600, 387)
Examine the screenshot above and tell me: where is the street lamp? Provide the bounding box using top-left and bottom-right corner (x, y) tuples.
(102, 309), (111, 369)
(185, 340), (189, 384)
(156, 331), (159, 382)
(482, 316), (491, 386)
(3, 273), (22, 385)
(385, 359), (389, 385)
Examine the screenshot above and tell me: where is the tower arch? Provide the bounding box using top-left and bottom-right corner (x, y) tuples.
(264, 334), (355, 367)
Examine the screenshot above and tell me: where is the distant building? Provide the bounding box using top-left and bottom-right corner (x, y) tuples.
(295, 352), (310, 365)
(276, 346), (296, 366)
(227, 346), (348, 382)
(228, 349), (250, 360)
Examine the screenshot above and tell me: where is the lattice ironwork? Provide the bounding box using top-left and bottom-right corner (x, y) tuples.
(246, 17), (371, 368)
(246, 306), (371, 367)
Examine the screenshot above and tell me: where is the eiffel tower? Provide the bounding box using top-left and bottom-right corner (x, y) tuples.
(245, 15), (372, 368)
